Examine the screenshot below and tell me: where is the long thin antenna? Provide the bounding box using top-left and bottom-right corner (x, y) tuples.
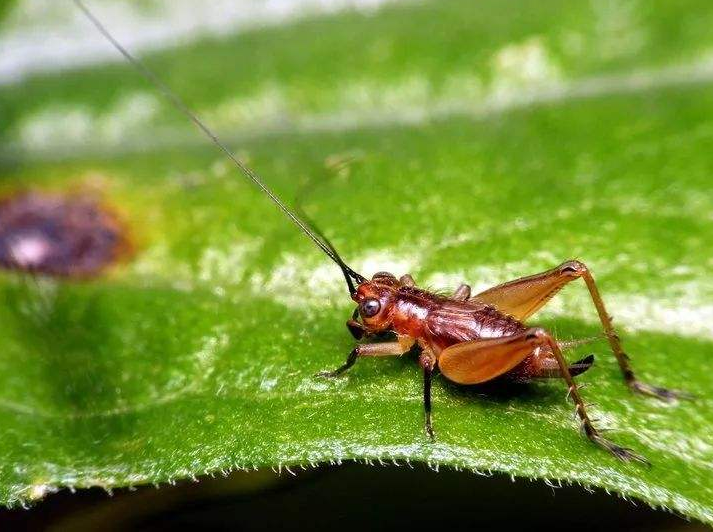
(74, 0), (364, 291)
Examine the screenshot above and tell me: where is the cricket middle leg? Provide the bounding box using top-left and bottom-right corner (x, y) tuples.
(452, 284), (471, 301)
(419, 348), (437, 440)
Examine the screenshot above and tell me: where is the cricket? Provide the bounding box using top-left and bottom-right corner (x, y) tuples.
(76, 0), (692, 464)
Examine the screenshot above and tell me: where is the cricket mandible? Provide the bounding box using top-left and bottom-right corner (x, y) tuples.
(76, 0), (692, 464)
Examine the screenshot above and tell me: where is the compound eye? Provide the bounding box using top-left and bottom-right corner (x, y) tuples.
(360, 298), (381, 318)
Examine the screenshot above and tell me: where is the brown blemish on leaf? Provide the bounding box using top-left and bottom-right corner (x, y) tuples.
(0, 191), (132, 278)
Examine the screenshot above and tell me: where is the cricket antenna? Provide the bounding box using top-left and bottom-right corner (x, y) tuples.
(74, 0), (365, 295)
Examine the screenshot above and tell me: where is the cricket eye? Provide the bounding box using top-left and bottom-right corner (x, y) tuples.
(360, 298), (381, 318)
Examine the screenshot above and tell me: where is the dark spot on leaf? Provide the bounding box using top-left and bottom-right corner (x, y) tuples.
(0, 191), (131, 277)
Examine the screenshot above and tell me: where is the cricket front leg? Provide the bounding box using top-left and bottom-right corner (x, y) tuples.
(346, 308), (365, 339)
(473, 260), (692, 401)
(316, 338), (414, 378)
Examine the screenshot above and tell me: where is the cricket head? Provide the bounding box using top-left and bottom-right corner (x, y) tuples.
(351, 271), (400, 333)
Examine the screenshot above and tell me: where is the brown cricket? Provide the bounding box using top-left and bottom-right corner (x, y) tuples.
(316, 263), (693, 464)
(77, 0), (691, 464)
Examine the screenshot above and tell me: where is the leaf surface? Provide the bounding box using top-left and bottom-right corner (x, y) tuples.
(0, 0), (712, 522)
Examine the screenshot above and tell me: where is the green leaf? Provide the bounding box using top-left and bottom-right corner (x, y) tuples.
(1, 0), (712, 523)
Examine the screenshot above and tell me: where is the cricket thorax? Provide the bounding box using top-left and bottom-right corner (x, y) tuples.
(390, 286), (436, 339)
(355, 277), (528, 348)
(388, 286), (525, 350)
(353, 277), (435, 336)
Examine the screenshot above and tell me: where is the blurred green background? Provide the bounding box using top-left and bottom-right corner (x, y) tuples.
(1, 0), (712, 529)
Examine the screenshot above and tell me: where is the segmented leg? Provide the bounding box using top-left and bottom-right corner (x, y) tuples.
(347, 308), (364, 339)
(473, 260), (692, 401)
(528, 328), (648, 464)
(452, 283), (471, 301)
(316, 339), (414, 378)
(419, 349), (436, 440)
(440, 327), (647, 462)
(400, 274), (415, 287)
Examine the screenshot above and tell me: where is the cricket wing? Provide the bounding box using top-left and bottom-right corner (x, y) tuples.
(438, 333), (537, 385)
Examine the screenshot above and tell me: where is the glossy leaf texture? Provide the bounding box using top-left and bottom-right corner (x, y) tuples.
(0, 0), (712, 523)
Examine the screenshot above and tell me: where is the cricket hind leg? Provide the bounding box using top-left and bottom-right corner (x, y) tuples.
(529, 328), (649, 464)
(439, 328), (647, 462)
(472, 260), (692, 401)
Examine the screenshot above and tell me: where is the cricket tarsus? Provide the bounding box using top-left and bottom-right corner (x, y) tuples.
(629, 379), (695, 402)
(315, 348), (358, 378)
(73, 0), (363, 295)
(587, 430), (650, 465)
